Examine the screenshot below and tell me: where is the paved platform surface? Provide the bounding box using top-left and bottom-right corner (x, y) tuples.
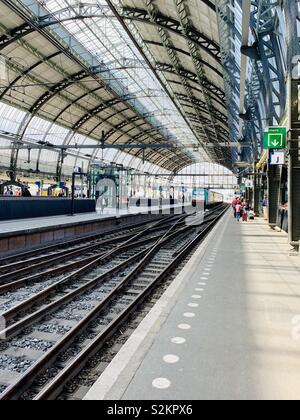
(0, 205), (182, 236)
(85, 212), (300, 400)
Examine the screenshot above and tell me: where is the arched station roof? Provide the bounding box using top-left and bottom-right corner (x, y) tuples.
(0, 0), (211, 177)
(2, 0), (284, 179)
(108, 0), (236, 167)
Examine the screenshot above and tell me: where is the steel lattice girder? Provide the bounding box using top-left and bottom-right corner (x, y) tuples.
(145, 40), (224, 78)
(173, 0), (226, 149)
(121, 7), (222, 64)
(0, 3), (112, 51)
(251, 1), (286, 124)
(155, 62), (226, 103)
(175, 94), (229, 128)
(117, 1), (233, 165)
(0, 51), (62, 101)
(104, 117), (148, 141)
(106, 0), (221, 164)
(53, 87), (106, 123)
(166, 77), (225, 109)
(139, 0), (220, 161)
(215, 0), (243, 164)
(29, 69), (102, 114)
(4, 0), (184, 178)
(72, 98), (122, 131)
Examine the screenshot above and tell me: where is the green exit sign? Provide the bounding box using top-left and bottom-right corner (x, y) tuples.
(264, 127), (287, 149)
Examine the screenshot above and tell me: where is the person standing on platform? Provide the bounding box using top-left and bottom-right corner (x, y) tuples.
(232, 197), (238, 218)
(100, 196), (106, 214)
(242, 203), (249, 222)
(22, 187), (32, 197)
(262, 195), (269, 220)
(235, 202), (242, 222)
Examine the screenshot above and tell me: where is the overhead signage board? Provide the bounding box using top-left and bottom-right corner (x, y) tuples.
(264, 127), (287, 149)
(269, 150), (285, 165)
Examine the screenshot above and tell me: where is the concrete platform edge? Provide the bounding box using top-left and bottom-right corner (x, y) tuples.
(0, 212), (145, 239)
(84, 212), (228, 401)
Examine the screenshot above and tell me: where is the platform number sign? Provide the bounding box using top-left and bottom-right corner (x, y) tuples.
(264, 127), (287, 150)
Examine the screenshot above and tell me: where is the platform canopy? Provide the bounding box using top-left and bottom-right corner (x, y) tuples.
(109, 0), (237, 166)
(0, 0), (242, 179)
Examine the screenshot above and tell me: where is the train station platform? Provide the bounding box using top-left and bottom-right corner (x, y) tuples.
(85, 211), (300, 401)
(0, 205), (184, 256)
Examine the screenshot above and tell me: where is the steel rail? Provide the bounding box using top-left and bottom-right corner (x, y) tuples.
(0, 218), (187, 294)
(0, 226), (186, 323)
(0, 215), (182, 283)
(0, 215), (191, 336)
(34, 206), (228, 400)
(0, 215), (169, 267)
(0, 206), (227, 400)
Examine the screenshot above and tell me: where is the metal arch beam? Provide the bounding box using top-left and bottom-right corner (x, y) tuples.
(0, 51), (61, 101)
(176, 94), (229, 128)
(144, 40), (223, 78)
(42, 86), (108, 177)
(135, 146), (189, 168)
(137, 1), (218, 158)
(136, 150), (177, 171)
(15, 72), (118, 179)
(185, 112), (214, 127)
(120, 7), (222, 64)
(4, 0), (171, 167)
(88, 125), (166, 167)
(104, 117), (148, 141)
(173, 0), (229, 162)
(87, 105), (181, 145)
(155, 152), (189, 170)
(58, 99), (127, 176)
(155, 62), (226, 103)
(111, 127), (164, 146)
(72, 98), (122, 131)
(85, 107), (134, 142)
(37, 3), (112, 23)
(106, 0), (214, 160)
(150, 155), (176, 170)
(85, 108), (130, 138)
(55, 98), (126, 177)
(29, 70), (97, 114)
(106, 131), (171, 168)
(2, 53), (87, 180)
(191, 126), (230, 144)
(167, 156), (192, 173)
(181, 103), (229, 130)
(164, 78), (227, 111)
(132, 130), (164, 144)
(0, 3), (112, 51)
(53, 86), (106, 123)
(63, 112), (168, 173)
(11, 68), (111, 177)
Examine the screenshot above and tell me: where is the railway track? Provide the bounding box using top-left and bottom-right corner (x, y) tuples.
(0, 205), (228, 400)
(0, 215), (174, 274)
(0, 215), (185, 289)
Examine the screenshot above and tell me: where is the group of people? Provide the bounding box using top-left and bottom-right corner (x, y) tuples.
(2, 186), (32, 197)
(232, 197), (252, 223)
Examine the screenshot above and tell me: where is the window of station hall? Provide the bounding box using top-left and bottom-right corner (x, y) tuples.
(177, 163), (237, 188)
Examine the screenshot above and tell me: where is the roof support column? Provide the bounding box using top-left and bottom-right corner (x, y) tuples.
(267, 160), (281, 227)
(285, 0), (300, 249)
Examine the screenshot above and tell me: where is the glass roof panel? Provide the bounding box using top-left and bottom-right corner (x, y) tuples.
(34, 0), (207, 161)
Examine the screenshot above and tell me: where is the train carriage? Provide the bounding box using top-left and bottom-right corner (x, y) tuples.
(192, 188), (224, 209)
